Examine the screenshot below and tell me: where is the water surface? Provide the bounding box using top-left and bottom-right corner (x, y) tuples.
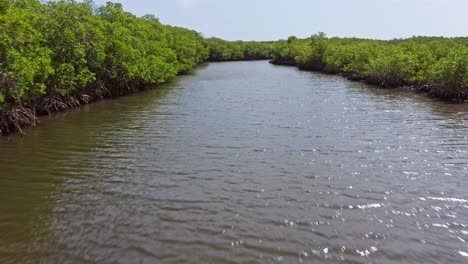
(1, 61), (468, 263)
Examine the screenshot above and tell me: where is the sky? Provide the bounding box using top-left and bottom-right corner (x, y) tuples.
(88, 0), (468, 41)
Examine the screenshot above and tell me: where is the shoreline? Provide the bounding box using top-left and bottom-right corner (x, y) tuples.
(1, 60), (466, 136)
(0, 80), (169, 136)
(270, 60), (468, 103)
(0, 60), (259, 136)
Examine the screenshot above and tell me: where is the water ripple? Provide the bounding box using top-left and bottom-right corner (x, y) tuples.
(1, 61), (468, 263)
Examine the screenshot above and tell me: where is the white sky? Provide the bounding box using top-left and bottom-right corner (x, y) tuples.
(89, 0), (468, 41)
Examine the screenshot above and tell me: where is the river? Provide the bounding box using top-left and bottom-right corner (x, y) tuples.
(1, 61), (468, 263)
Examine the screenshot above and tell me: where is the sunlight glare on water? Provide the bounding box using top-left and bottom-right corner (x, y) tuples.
(1, 61), (468, 263)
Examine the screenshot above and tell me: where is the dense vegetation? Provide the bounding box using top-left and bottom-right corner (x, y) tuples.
(270, 34), (468, 100)
(0, 0), (279, 135)
(0, 0), (208, 134)
(1, 1), (467, 135)
(204, 38), (275, 61)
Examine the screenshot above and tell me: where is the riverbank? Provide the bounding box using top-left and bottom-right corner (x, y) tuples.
(1, 59), (465, 136)
(2, 1), (466, 135)
(1, 1), (210, 135)
(269, 34), (467, 103)
(270, 61), (468, 103)
(1, 1), (280, 135)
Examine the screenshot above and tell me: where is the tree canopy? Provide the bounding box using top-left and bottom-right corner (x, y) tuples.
(0, 0), (209, 110)
(270, 34), (468, 90)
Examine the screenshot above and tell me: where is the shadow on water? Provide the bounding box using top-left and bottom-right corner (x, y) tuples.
(0, 74), (185, 262)
(343, 78), (468, 112)
(178, 62), (210, 76)
(286, 65), (468, 130)
(270, 63), (468, 117)
(343, 80), (468, 131)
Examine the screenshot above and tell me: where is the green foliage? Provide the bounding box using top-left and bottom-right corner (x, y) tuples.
(0, 0), (53, 105)
(1, 0), (467, 112)
(205, 38), (274, 61)
(296, 33), (328, 70)
(0, 0), (209, 108)
(45, 1), (97, 95)
(430, 46), (468, 88)
(0, 0), (12, 14)
(168, 26), (208, 72)
(271, 33), (468, 89)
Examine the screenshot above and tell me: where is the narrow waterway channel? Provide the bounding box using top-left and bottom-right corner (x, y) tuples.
(1, 61), (468, 263)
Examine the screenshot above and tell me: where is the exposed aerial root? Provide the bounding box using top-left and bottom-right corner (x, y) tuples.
(414, 83), (468, 102)
(79, 94), (93, 104)
(0, 107), (39, 135)
(38, 96), (69, 113)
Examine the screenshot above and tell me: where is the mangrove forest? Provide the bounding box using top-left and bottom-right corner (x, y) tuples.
(1, 0), (467, 135)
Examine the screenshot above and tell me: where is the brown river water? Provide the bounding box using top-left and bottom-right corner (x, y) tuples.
(1, 61), (468, 263)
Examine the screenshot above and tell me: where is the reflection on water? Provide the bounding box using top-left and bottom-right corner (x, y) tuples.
(1, 61), (468, 263)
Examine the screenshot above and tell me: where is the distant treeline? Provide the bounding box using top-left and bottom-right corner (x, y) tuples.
(1, 0), (467, 135)
(208, 33), (468, 101)
(269, 34), (468, 100)
(204, 38), (275, 61)
(207, 34), (468, 101)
